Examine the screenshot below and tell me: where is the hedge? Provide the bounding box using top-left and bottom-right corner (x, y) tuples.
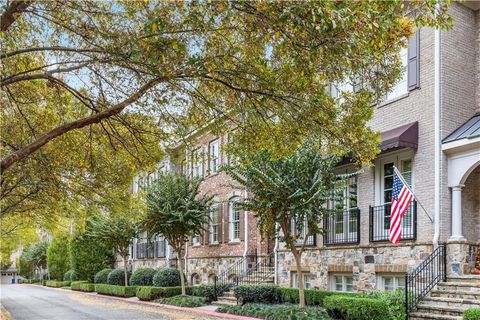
(64, 270), (78, 282)
(157, 295), (206, 307)
(19, 279), (42, 284)
(153, 268), (181, 287)
(47, 236), (71, 280)
(94, 268), (113, 284)
(95, 284), (137, 297)
(107, 268), (130, 286)
(324, 295), (389, 320)
(46, 280), (71, 288)
(70, 281), (95, 292)
(129, 268), (156, 286)
(280, 287), (357, 306)
(234, 285), (281, 304)
(218, 303), (330, 320)
(136, 286), (187, 301)
(464, 308), (480, 320)
(190, 284), (229, 302)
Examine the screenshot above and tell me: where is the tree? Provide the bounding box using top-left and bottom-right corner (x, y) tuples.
(69, 219), (115, 282)
(1, 0), (450, 177)
(223, 143), (345, 308)
(24, 240), (49, 275)
(144, 172), (213, 295)
(87, 195), (142, 287)
(18, 250), (34, 278)
(47, 236), (71, 280)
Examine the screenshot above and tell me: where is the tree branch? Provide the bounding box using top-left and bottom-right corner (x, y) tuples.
(0, 46), (105, 60)
(0, 0), (32, 32)
(0, 77), (164, 173)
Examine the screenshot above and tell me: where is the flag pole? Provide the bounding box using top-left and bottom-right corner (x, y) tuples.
(393, 166), (434, 223)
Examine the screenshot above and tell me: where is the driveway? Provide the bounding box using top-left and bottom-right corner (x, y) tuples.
(0, 284), (228, 320)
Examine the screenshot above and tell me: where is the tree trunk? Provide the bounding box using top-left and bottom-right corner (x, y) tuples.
(291, 248), (305, 308)
(177, 244), (186, 296)
(123, 255), (129, 287)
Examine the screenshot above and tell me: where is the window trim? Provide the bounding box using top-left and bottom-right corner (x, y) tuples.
(229, 197), (241, 242)
(209, 204), (219, 244)
(330, 274), (354, 292)
(377, 274), (406, 292)
(209, 139), (220, 174)
(192, 148), (203, 178)
(291, 271), (312, 289)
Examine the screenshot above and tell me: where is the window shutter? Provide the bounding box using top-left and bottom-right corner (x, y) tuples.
(408, 29), (420, 90)
(239, 210), (245, 241)
(217, 205), (223, 243)
(224, 203), (230, 243)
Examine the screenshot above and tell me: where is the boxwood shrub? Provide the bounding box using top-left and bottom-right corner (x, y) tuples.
(95, 284), (137, 297)
(464, 308), (480, 320)
(218, 303), (330, 320)
(324, 295), (389, 320)
(94, 268), (113, 284)
(190, 284), (229, 302)
(64, 270), (78, 282)
(153, 268), (181, 287)
(280, 287), (357, 306)
(71, 281), (89, 290)
(107, 268), (130, 286)
(234, 285), (281, 305)
(129, 268), (156, 286)
(46, 280), (71, 288)
(136, 286), (188, 301)
(157, 295), (206, 307)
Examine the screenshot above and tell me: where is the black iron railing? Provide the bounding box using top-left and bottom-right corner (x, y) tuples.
(369, 201), (417, 242)
(324, 208), (360, 245)
(405, 245), (447, 319)
(216, 255), (257, 289)
(295, 235), (317, 247)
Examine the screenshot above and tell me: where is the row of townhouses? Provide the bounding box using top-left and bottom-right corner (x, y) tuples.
(119, 2), (479, 297)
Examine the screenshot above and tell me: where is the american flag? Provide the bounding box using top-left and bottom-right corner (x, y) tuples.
(389, 170), (414, 244)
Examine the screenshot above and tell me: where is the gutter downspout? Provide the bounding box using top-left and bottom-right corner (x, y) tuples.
(274, 223), (279, 285)
(433, 11), (441, 249)
(184, 242), (188, 283)
(243, 189), (249, 273)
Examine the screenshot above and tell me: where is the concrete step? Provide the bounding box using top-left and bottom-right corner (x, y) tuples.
(221, 291), (235, 298)
(430, 289), (480, 300)
(422, 296), (480, 308)
(437, 282), (480, 292)
(211, 299), (237, 307)
(447, 275), (480, 284)
(415, 304), (468, 317)
(410, 312), (462, 320)
(216, 296), (237, 302)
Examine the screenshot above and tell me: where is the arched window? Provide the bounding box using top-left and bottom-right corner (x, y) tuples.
(191, 273), (200, 285)
(229, 197), (241, 241)
(208, 273), (216, 284)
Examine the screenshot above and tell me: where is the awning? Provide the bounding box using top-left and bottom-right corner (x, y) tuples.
(379, 121), (418, 151)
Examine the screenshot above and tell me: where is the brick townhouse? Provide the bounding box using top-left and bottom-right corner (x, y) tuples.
(123, 2), (479, 313)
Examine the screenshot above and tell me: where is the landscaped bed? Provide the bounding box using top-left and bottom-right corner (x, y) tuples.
(218, 303), (331, 320)
(94, 284), (137, 297)
(155, 295), (207, 307)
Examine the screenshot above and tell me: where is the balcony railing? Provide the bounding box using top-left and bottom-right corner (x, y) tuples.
(294, 235), (316, 247)
(324, 208), (360, 245)
(369, 201), (417, 242)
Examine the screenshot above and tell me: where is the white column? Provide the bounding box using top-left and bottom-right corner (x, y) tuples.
(449, 185), (465, 241)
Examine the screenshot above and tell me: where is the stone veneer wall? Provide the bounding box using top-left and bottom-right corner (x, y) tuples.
(186, 256), (244, 284)
(276, 243), (433, 292)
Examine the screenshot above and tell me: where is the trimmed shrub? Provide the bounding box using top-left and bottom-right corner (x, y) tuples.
(94, 268), (113, 284)
(234, 285), (281, 305)
(107, 268), (130, 286)
(42, 273), (50, 280)
(129, 268), (156, 286)
(280, 287), (357, 306)
(69, 227), (114, 282)
(464, 308), (480, 320)
(71, 282), (95, 292)
(157, 295), (206, 307)
(95, 284), (137, 297)
(365, 289), (406, 320)
(47, 236), (71, 280)
(46, 280), (71, 288)
(218, 303), (330, 320)
(136, 286), (188, 301)
(324, 295), (388, 320)
(190, 284), (229, 302)
(153, 268), (181, 287)
(64, 270), (78, 282)
(71, 281), (89, 290)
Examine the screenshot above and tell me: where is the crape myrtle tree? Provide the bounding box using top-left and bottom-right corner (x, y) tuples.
(88, 195), (143, 287)
(1, 0), (450, 221)
(144, 172), (213, 296)
(223, 143), (353, 308)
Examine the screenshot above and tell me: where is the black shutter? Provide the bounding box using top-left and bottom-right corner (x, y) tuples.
(408, 29), (420, 90)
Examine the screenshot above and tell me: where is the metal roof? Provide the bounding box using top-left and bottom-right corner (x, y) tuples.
(443, 113), (480, 144)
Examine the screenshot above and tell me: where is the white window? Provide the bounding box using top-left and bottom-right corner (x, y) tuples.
(209, 204), (219, 243)
(227, 131), (238, 165)
(291, 272), (312, 289)
(290, 217), (311, 245)
(209, 139), (220, 174)
(378, 275), (406, 291)
(192, 233), (200, 246)
(331, 274), (354, 292)
(384, 48), (408, 102)
(229, 197), (241, 241)
(192, 148), (203, 178)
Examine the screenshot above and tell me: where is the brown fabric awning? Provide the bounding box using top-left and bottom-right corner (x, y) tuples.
(379, 121), (418, 151)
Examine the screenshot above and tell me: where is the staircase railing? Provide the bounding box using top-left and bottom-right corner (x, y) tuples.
(216, 255), (257, 289)
(405, 244), (447, 319)
(235, 252), (275, 287)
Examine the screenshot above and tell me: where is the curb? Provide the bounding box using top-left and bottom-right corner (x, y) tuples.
(25, 284), (257, 320)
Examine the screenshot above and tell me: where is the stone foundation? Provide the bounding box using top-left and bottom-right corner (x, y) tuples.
(277, 243), (433, 292)
(186, 256), (244, 284)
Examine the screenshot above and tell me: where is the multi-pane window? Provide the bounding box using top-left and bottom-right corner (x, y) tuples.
(379, 275), (406, 291)
(332, 275), (354, 292)
(209, 139), (220, 174)
(209, 204), (219, 243)
(192, 233), (200, 245)
(192, 148), (203, 178)
(384, 48), (408, 102)
(229, 197), (241, 241)
(290, 217), (307, 243)
(292, 272), (312, 289)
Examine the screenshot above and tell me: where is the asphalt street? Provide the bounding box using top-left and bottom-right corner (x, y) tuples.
(0, 284), (226, 320)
